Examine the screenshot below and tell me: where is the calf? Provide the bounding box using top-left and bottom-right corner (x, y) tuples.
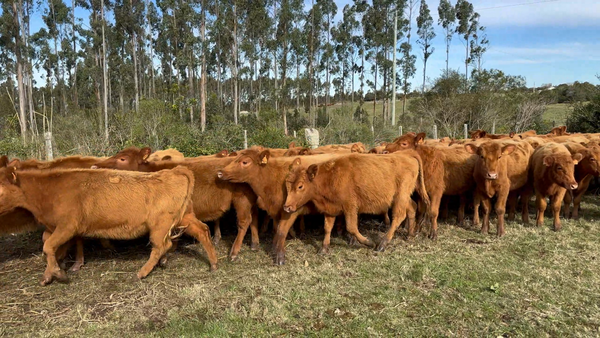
(465, 140), (534, 236)
(522, 142), (582, 231)
(385, 132), (477, 239)
(0, 165), (199, 285)
(217, 149), (346, 264)
(92, 147), (255, 261)
(562, 142), (600, 219)
(283, 153), (429, 252)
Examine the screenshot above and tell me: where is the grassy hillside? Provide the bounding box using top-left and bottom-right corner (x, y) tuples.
(1, 196), (600, 336)
(543, 103), (573, 126)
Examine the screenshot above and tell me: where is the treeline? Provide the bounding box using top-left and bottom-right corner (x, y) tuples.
(1, 0), (490, 140)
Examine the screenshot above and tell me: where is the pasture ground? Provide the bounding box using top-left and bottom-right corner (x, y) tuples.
(2, 196), (600, 337)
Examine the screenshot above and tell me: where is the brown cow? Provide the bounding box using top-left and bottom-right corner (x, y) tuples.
(92, 147), (256, 261)
(217, 149), (348, 264)
(0, 165), (204, 285)
(283, 153), (429, 252)
(562, 142), (600, 219)
(469, 130), (513, 140)
(521, 142), (582, 231)
(385, 132), (477, 239)
(148, 148), (185, 162)
(465, 140), (534, 236)
(547, 125), (569, 136)
(2, 155), (110, 271)
(369, 142), (389, 154)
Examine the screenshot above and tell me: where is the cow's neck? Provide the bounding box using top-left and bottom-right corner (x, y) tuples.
(12, 173), (47, 219)
(248, 164), (287, 216)
(141, 161), (178, 172)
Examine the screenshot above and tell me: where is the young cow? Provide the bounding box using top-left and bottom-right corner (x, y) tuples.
(0, 165), (200, 285)
(465, 140), (534, 236)
(562, 142), (600, 219)
(522, 142), (582, 231)
(283, 153), (429, 252)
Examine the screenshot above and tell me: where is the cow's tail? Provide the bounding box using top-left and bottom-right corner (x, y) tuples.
(166, 165), (196, 242)
(413, 153), (430, 209)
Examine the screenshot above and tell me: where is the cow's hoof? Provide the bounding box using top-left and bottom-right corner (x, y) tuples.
(229, 254), (238, 262)
(210, 264), (218, 272)
(428, 232), (438, 241)
(275, 253), (286, 266)
(69, 262), (83, 272)
(375, 240), (388, 252)
(158, 256), (168, 267)
(318, 245), (330, 255)
(54, 270), (69, 284)
(250, 242), (259, 251)
(40, 274), (53, 286)
(212, 237), (220, 246)
(348, 237), (358, 246)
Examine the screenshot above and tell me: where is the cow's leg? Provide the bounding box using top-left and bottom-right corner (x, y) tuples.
(521, 185), (533, 225)
(439, 196), (449, 220)
(273, 212), (300, 265)
(377, 195), (409, 252)
(384, 212), (391, 227)
(428, 191), (443, 240)
(481, 197), (491, 235)
(298, 216), (306, 238)
(99, 238), (115, 250)
(212, 219), (221, 245)
(507, 191), (518, 222)
(495, 187), (510, 237)
(319, 216), (336, 254)
(183, 215), (218, 271)
(137, 229), (173, 279)
(563, 190), (572, 219)
(535, 193), (547, 227)
(472, 192), (482, 226)
(69, 237), (85, 272)
(41, 228), (75, 286)
(229, 197), (254, 260)
(249, 206), (260, 251)
(551, 190), (567, 231)
(572, 175), (593, 219)
(405, 200), (417, 239)
(344, 211), (375, 248)
(260, 214), (271, 235)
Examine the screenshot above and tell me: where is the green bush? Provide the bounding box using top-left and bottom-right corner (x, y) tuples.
(567, 95), (600, 133)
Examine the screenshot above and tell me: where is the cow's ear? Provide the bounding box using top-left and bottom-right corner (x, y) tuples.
(288, 141), (296, 149)
(479, 130), (487, 138)
(572, 153), (583, 165)
(7, 159), (21, 169)
(502, 144), (516, 155)
(4, 165), (18, 185)
(299, 148), (311, 155)
(229, 151), (238, 157)
(509, 132), (516, 138)
(259, 150), (271, 165)
(0, 155), (8, 168)
(289, 157), (302, 171)
(407, 132), (417, 137)
(217, 149), (229, 157)
(307, 164), (318, 181)
(415, 132), (426, 145)
(561, 126), (567, 133)
(140, 147), (152, 162)
(543, 156), (555, 167)
(161, 155), (172, 161)
(351, 144), (360, 153)
(464, 144), (478, 155)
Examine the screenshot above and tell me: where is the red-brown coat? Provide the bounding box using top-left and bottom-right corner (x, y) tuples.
(465, 140), (534, 236)
(469, 130), (514, 140)
(18, 156), (106, 170)
(0, 165), (197, 285)
(284, 153), (429, 252)
(562, 142), (600, 219)
(384, 132), (477, 239)
(92, 147), (254, 261)
(148, 148), (185, 162)
(217, 149), (345, 264)
(522, 142), (582, 230)
(547, 125), (569, 136)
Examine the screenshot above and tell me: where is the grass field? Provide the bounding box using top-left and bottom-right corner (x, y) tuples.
(543, 103), (573, 126)
(2, 195), (600, 336)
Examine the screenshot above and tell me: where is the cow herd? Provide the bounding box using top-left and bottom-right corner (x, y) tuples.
(1, 125), (599, 286)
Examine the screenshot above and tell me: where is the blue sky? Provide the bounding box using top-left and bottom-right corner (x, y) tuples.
(10, 0), (600, 89)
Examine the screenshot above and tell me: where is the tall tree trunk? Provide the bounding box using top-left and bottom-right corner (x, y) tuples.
(13, 1), (27, 142)
(296, 57), (300, 111)
(232, 1), (238, 124)
(188, 54), (194, 124)
(200, 0), (207, 131)
(132, 32), (139, 113)
(72, 0), (78, 109)
(101, 0), (109, 141)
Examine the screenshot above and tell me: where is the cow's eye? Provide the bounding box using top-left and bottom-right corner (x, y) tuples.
(557, 166), (563, 171)
(120, 158), (126, 162)
(480, 155), (484, 159)
(498, 156), (502, 159)
(242, 161), (248, 166)
(298, 184), (304, 190)
(591, 158), (596, 162)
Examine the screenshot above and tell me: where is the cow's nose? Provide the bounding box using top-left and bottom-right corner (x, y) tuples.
(283, 205), (293, 213)
(91, 165), (98, 169)
(217, 171), (223, 179)
(570, 183), (578, 190)
(486, 172), (498, 180)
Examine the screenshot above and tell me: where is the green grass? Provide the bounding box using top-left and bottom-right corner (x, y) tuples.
(543, 103), (574, 126)
(2, 196), (600, 336)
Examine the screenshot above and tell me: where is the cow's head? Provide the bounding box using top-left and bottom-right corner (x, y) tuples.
(543, 153), (582, 190)
(470, 129), (486, 140)
(386, 132), (425, 153)
(91, 147), (152, 171)
(465, 142), (516, 180)
(351, 143), (366, 153)
(283, 158), (319, 213)
(576, 145), (600, 177)
(217, 148), (270, 183)
(0, 155), (8, 168)
(0, 161), (23, 214)
(214, 149), (229, 158)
